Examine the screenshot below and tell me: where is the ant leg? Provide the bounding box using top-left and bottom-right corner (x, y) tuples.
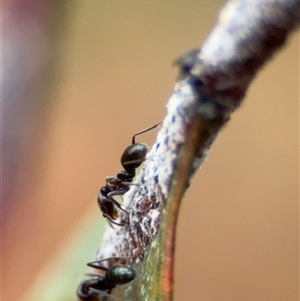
(77, 279), (94, 301)
(105, 176), (116, 182)
(87, 260), (108, 271)
(131, 122), (162, 144)
(88, 287), (113, 300)
(88, 257), (127, 270)
(77, 277), (108, 301)
(119, 181), (136, 186)
(107, 189), (130, 221)
(104, 213), (127, 227)
(106, 177), (133, 187)
(85, 272), (103, 277)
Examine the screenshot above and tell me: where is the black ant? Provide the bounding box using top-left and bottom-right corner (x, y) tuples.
(97, 122), (161, 227)
(173, 48), (200, 79)
(77, 257), (136, 301)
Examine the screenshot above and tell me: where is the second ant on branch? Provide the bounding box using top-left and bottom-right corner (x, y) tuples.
(77, 257), (136, 300)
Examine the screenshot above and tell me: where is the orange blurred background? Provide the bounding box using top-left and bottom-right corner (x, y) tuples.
(2, 1), (299, 301)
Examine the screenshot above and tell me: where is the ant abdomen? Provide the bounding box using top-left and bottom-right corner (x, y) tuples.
(121, 143), (148, 174)
(106, 264), (136, 285)
(77, 257), (137, 301)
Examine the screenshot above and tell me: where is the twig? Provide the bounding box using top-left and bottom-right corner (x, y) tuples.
(81, 0), (299, 300)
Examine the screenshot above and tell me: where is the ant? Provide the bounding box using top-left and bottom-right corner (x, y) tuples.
(77, 257), (136, 301)
(97, 122), (161, 227)
(173, 48), (200, 79)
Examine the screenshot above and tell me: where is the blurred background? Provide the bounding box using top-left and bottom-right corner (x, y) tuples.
(2, 1), (299, 301)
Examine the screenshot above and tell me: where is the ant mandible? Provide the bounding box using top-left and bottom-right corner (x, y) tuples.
(77, 257), (136, 300)
(97, 122), (161, 227)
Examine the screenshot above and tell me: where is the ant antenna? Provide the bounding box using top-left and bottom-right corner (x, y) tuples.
(131, 122), (162, 144)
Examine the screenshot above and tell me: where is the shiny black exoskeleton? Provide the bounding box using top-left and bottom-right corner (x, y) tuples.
(77, 257), (136, 301)
(98, 122), (161, 227)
